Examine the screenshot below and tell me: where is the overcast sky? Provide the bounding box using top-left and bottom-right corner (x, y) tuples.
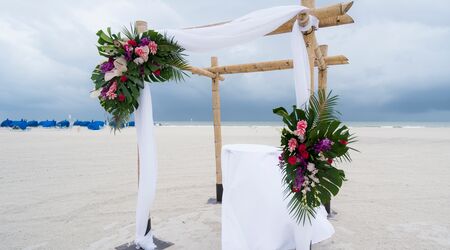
(1, 0), (449, 122)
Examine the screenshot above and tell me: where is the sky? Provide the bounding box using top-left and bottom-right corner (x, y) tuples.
(0, 0), (449, 122)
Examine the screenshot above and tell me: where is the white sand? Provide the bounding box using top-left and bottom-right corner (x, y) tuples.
(1, 126), (450, 249)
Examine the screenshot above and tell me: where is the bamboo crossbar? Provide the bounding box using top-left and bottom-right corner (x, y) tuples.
(185, 1), (354, 36)
(189, 66), (224, 81)
(204, 56), (348, 75)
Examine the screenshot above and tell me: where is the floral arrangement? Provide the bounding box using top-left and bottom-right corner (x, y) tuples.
(91, 25), (188, 128)
(273, 91), (357, 224)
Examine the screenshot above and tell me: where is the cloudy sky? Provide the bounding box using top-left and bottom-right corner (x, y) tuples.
(1, 0), (449, 122)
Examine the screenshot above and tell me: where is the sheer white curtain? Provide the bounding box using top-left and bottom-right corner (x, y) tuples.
(134, 5), (318, 249)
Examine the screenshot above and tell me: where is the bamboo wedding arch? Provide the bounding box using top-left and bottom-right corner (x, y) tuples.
(136, 0), (354, 205)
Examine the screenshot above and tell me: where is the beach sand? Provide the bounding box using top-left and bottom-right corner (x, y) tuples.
(1, 126), (450, 249)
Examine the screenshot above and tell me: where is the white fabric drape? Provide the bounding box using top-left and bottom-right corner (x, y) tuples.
(134, 5), (318, 249)
(134, 84), (158, 249)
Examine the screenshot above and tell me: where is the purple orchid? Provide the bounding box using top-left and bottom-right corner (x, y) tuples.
(100, 58), (114, 73)
(314, 138), (333, 153)
(140, 37), (150, 46)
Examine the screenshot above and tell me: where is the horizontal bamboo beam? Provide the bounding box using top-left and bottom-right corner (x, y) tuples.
(204, 56), (348, 75)
(319, 14), (354, 28)
(324, 55), (349, 66)
(313, 1), (353, 20)
(185, 1), (354, 36)
(189, 66), (224, 81)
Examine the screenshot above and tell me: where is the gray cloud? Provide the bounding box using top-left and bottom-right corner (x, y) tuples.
(0, 0), (449, 122)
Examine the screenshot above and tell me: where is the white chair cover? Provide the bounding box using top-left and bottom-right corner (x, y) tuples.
(221, 144), (334, 250)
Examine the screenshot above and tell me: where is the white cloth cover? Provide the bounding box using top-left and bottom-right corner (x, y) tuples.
(221, 144), (334, 250)
(134, 5), (319, 249)
(134, 84), (158, 249)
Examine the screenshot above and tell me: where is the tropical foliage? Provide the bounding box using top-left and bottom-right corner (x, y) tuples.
(91, 25), (189, 129)
(273, 90), (357, 224)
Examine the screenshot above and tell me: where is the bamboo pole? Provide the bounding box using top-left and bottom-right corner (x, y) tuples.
(318, 14), (354, 28)
(301, 0), (316, 96)
(313, 1), (353, 19)
(324, 55), (349, 65)
(204, 55), (348, 75)
(189, 66), (224, 81)
(135, 21), (148, 185)
(318, 45), (328, 91)
(211, 56), (223, 202)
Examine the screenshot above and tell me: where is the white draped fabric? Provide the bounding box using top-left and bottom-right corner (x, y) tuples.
(134, 5), (319, 249)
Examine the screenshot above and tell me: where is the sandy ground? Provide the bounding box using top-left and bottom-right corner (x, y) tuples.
(1, 126), (450, 250)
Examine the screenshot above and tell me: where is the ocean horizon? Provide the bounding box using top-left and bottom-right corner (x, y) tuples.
(3, 118), (450, 129)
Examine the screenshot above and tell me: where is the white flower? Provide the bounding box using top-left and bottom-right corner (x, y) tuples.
(311, 182), (316, 187)
(104, 57), (128, 81)
(313, 177), (320, 183)
(301, 189), (307, 194)
(318, 152), (326, 161)
(89, 89), (101, 98)
(133, 57), (145, 65)
(114, 57), (127, 72)
(307, 163), (316, 172)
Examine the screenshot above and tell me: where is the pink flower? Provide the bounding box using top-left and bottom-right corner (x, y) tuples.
(148, 41), (158, 55)
(288, 138), (298, 152)
(134, 46), (149, 64)
(106, 81), (118, 100)
(294, 120), (308, 136)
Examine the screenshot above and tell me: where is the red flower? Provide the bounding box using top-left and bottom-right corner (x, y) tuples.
(327, 158), (333, 164)
(288, 156), (297, 165)
(127, 39), (138, 47)
(339, 140), (348, 145)
(301, 151), (309, 159)
(292, 186), (300, 193)
(153, 69), (161, 76)
(298, 144), (307, 152)
(118, 93), (126, 102)
(120, 75), (128, 82)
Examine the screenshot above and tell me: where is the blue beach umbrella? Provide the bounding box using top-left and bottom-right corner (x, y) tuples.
(87, 121), (105, 130)
(128, 121), (135, 127)
(1, 119), (12, 127)
(73, 120), (91, 127)
(27, 120), (39, 127)
(56, 120), (70, 128)
(11, 120), (27, 130)
(39, 120), (56, 128)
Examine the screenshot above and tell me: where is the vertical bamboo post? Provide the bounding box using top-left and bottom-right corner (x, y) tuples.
(301, 0), (316, 95)
(211, 56), (223, 202)
(318, 45), (328, 91)
(317, 44), (332, 215)
(135, 20), (153, 233)
(135, 20), (148, 184)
